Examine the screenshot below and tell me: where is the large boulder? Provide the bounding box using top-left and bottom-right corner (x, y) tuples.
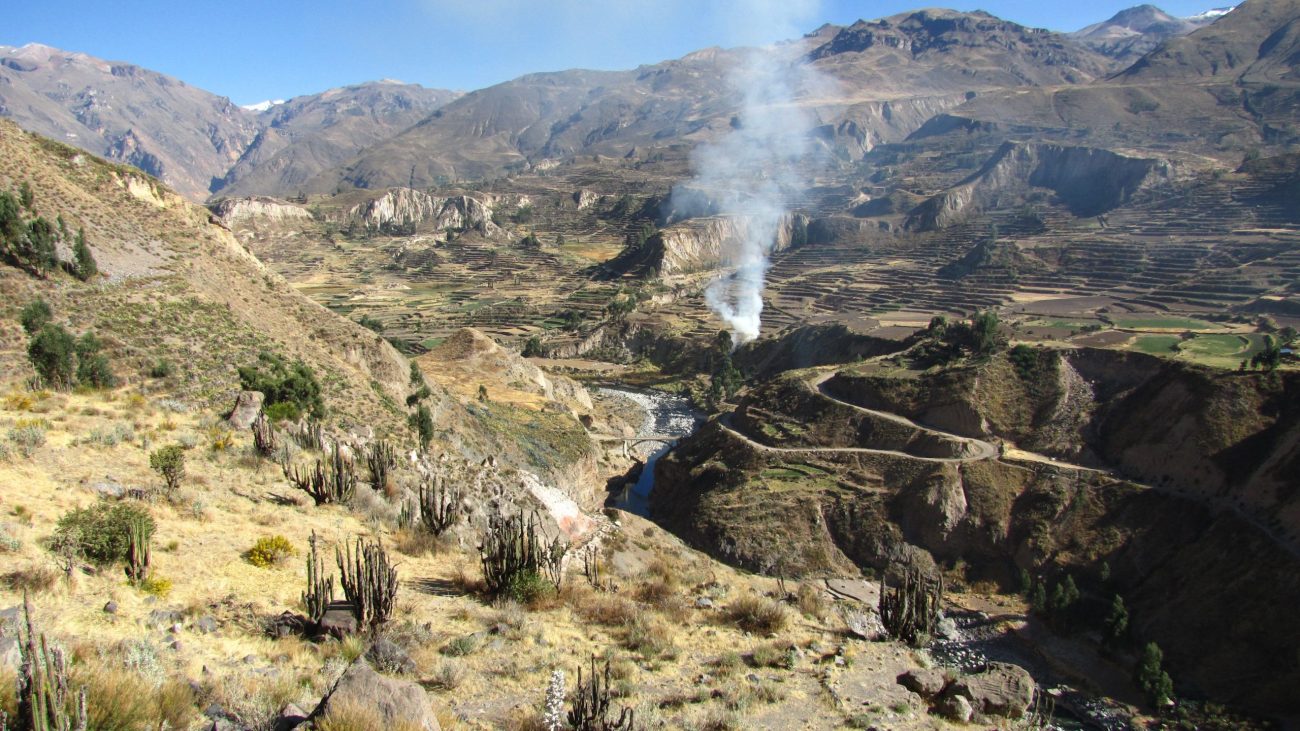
(226, 391), (264, 429)
(310, 658), (440, 731)
(316, 601), (358, 639)
(950, 662), (1036, 719)
(898, 668), (948, 698)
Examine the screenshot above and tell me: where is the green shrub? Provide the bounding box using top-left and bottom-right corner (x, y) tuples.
(148, 359), (174, 378)
(7, 419), (48, 458)
(71, 227), (97, 281)
(27, 324), (77, 389)
(503, 569), (553, 605)
(19, 298), (52, 335)
(237, 351), (325, 420)
(51, 503), (155, 566)
(246, 535), (296, 568)
(75, 332), (116, 389)
(149, 445), (186, 492)
(138, 574), (172, 597)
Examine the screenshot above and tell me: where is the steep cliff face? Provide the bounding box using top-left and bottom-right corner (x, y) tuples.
(347, 188), (504, 237)
(906, 143), (1169, 230)
(615, 213), (806, 278)
(212, 196), (313, 225)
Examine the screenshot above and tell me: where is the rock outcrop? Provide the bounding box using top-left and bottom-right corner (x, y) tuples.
(349, 188), (503, 237)
(213, 197), (313, 225)
(612, 213), (808, 278)
(906, 143), (1169, 230)
(310, 658), (440, 730)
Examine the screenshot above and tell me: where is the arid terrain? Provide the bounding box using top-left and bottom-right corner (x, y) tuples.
(1, 1), (1299, 730)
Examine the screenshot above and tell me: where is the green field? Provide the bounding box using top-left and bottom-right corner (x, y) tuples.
(1178, 333), (1265, 367)
(1131, 335), (1182, 354)
(1112, 316), (1219, 331)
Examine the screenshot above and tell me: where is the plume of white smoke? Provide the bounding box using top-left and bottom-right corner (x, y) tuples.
(673, 1), (828, 346)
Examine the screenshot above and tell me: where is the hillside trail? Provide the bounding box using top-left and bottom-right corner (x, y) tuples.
(721, 367), (1300, 561)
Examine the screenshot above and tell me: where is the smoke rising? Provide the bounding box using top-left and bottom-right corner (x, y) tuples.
(671, 2), (827, 346)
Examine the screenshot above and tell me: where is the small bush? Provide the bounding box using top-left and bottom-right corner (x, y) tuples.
(441, 634), (480, 657)
(246, 535), (296, 568)
(51, 502), (155, 566)
(3, 565), (58, 593)
(7, 419), (47, 457)
(724, 595), (788, 635)
(503, 569), (554, 606)
(622, 615), (675, 659)
(147, 359), (174, 378)
(138, 575), (172, 597)
(149, 444), (186, 492)
(0, 525), (20, 553)
(428, 660), (464, 691)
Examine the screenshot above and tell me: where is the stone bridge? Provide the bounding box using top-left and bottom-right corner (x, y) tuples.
(591, 434), (678, 458)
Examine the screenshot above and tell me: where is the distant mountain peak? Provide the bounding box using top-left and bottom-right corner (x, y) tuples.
(241, 99), (285, 112)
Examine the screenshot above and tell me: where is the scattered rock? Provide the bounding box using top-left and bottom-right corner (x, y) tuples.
(844, 608), (886, 641)
(938, 693), (974, 722)
(273, 703), (308, 731)
(694, 597), (714, 609)
(268, 611), (310, 638)
(317, 601), (358, 639)
(103, 601), (119, 615)
(951, 662), (1036, 719)
(147, 609), (183, 628)
(0, 606), (21, 625)
(91, 481), (126, 499)
(310, 658), (440, 731)
(196, 616), (218, 634)
(0, 637), (21, 670)
(226, 391), (265, 430)
(366, 638), (416, 675)
(898, 668), (948, 698)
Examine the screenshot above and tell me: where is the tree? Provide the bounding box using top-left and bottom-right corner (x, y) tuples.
(27, 323), (77, 389)
(409, 403), (434, 450)
(75, 332), (116, 388)
(149, 444), (186, 493)
(1136, 642), (1175, 709)
(1103, 594), (1129, 648)
(969, 310), (1002, 356)
(71, 227), (97, 281)
(18, 180), (33, 209)
(19, 298), (52, 335)
(1251, 335), (1282, 372)
(522, 335), (544, 358)
(409, 361), (425, 388)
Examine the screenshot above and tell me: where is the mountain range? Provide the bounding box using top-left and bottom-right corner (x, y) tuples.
(0, 3), (1270, 204)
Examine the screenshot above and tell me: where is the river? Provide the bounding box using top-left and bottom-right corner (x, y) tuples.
(595, 386), (701, 516)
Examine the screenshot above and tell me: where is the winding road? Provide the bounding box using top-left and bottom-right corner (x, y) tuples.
(716, 369), (1000, 464)
(715, 367), (1300, 560)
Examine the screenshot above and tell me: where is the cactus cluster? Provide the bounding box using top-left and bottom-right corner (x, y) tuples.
(417, 473), (462, 536)
(567, 656), (635, 731)
(302, 531), (334, 624)
(123, 515), (151, 586)
(337, 536), (398, 631)
(283, 444), (356, 505)
(479, 509), (568, 598)
(4, 598), (89, 731)
(365, 440), (397, 492)
(251, 413), (278, 457)
(878, 565), (944, 646)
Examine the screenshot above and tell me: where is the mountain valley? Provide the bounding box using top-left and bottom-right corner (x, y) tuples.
(1, 2), (1299, 729)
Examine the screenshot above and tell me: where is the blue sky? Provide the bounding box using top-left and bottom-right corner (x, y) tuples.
(3, 0), (1230, 105)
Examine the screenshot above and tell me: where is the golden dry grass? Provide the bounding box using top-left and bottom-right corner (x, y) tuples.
(0, 382), (960, 730)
